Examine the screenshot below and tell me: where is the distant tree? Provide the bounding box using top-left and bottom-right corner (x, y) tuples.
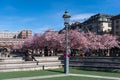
(19, 29), (119, 56)
(101, 34), (119, 49)
(101, 34), (119, 56)
(22, 38), (33, 49)
(32, 33), (42, 49)
(84, 31), (104, 50)
(68, 30), (89, 50)
(43, 30), (60, 49)
(13, 43), (23, 50)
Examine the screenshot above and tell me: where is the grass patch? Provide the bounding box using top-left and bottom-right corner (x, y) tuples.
(0, 68), (119, 80)
(0, 69), (64, 80)
(70, 68), (120, 78)
(33, 76), (110, 80)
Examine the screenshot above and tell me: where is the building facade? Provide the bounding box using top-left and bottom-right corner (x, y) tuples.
(0, 38), (25, 47)
(17, 30), (32, 39)
(81, 13), (113, 34)
(111, 14), (120, 36)
(0, 30), (32, 39)
(0, 30), (32, 47)
(0, 30), (17, 38)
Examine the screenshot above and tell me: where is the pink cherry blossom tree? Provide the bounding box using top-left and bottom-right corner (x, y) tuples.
(84, 31), (119, 56)
(32, 33), (42, 49)
(100, 34), (119, 56)
(22, 38), (33, 49)
(19, 29), (119, 56)
(13, 43), (23, 50)
(43, 30), (59, 49)
(84, 31), (104, 50)
(68, 30), (89, 50)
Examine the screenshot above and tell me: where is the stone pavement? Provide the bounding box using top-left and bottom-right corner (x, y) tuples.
(69, 74), (120, 80)
(4, 73), (120, 80)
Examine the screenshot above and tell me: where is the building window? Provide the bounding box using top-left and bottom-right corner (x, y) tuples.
(108, 23), (111, 27)
(103, 17), (107, 21)
(116, 32), (119, 35)
(116, 20), (119, 23)
(99, 23), (103, 26)
(98, 18), (102, 21)
(108, 29), (111, 32)
(107, 19), (110, 21)
(88, 25), (93, 31)
(116, 25), (119, 29)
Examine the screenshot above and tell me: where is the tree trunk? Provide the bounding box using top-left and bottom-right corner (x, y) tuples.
(106, 49), (110, 56)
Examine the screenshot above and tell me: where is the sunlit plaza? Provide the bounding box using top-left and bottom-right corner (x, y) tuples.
(0, 0), (120, 80)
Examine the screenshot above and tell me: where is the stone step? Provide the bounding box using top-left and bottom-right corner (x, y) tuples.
(1, 57), (59, 63)
(0, 61), (61, 67)
(0, 64), (63, 72)
(0, 60), (61, 64)
(0, 63), (63, 69)
(0, 56), (63, 72)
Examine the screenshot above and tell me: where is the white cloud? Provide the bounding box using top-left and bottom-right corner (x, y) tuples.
(71, 13), (95, 22)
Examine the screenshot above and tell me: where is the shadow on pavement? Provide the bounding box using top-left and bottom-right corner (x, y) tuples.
(47, 69), (64, 73)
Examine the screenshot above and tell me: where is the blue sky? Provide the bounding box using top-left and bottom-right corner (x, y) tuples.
(0, 0), (120, 34)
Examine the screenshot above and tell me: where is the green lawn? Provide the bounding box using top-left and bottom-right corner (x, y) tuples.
(0, 69), (63, 80)
(33, 76), (109, 80)
(0, 68), (119, 80)
(70, 68), (120, 78)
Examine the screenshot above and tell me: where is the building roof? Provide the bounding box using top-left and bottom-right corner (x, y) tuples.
(83, 13), (113, 24)
(111, 14), (120, 20)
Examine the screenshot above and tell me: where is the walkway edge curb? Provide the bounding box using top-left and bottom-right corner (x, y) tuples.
(4, 73), (120, 80)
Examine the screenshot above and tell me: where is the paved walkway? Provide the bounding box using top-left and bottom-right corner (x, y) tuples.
(4, 74), (120, 80)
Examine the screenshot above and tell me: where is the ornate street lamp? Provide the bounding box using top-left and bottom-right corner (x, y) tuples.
(62, 10), (71, 74)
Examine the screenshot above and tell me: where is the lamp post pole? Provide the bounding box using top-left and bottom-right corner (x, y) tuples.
(62, 10), (71, 74)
